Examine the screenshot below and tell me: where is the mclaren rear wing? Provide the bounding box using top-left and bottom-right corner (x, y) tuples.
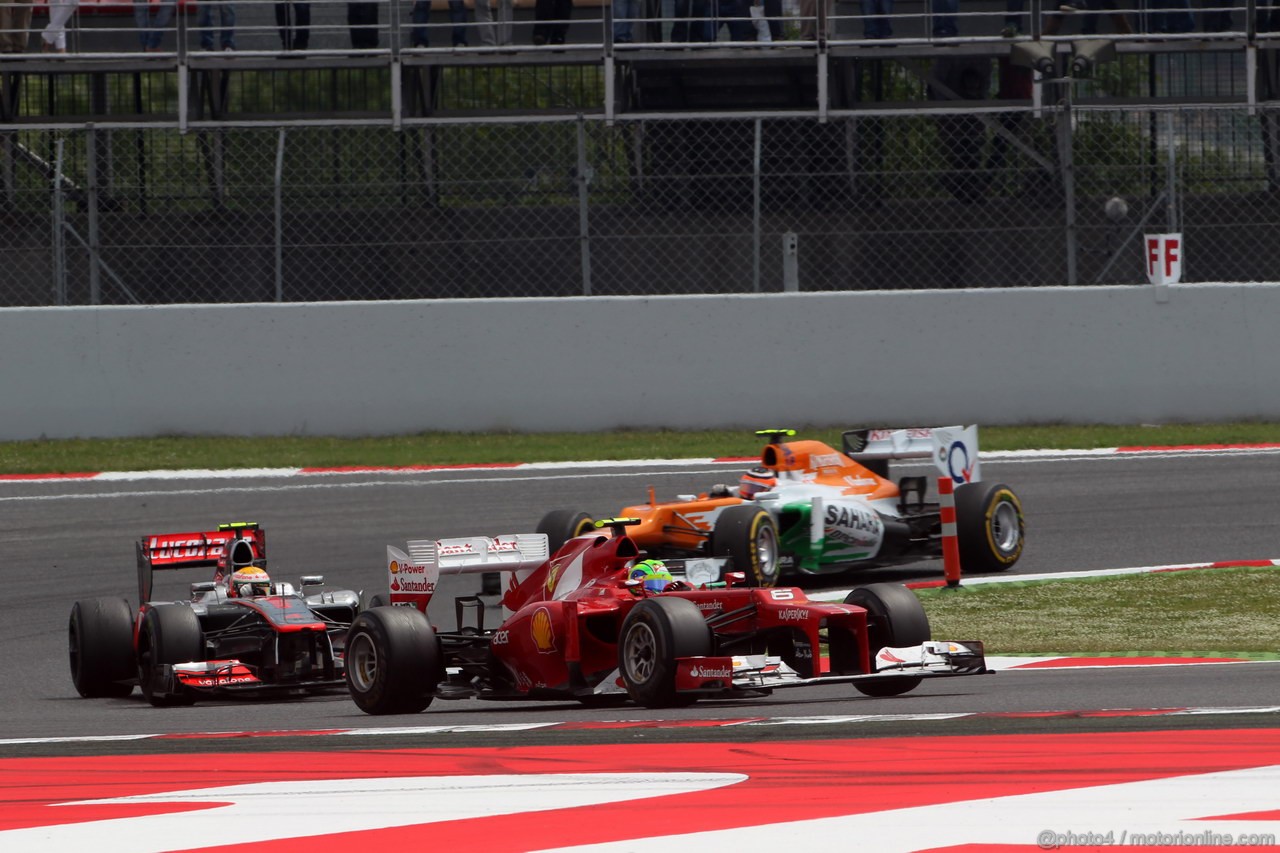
(136, 522), (265, 604)
(385, 534), (549, 616)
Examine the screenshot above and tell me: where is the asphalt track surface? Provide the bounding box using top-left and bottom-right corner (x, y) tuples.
(4, 450), (1280, 851)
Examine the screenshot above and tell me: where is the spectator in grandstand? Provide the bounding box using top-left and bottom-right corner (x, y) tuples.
(931, 0), (959, 37)
(198, 0), (237, 51)
(1080, 0), (1133, 35)
(799, 0), (831, 39)
(276, 1), (311, 50)
(40, 0), (77, 52)
(860, 0), (893, 38)
(670, 0), (713, 41)
(715, 0), (758, 39)
(1, 0), (33, 52)
(474, 0), (515, 46)
(133, 0), (176, 51)
(348, 1), (378, 48)
(1198, 0), (1232, 32)
(410, 0), (470, 47)
(613, 0), (641, 42)
(532, 0), (572, 44)
(1146, 0), (1194, 33)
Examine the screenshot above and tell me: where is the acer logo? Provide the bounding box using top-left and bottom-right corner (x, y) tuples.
(492, 630), (510, 645)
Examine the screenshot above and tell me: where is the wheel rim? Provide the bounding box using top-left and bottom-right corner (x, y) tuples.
(347, 632), (379, 693)
(991, 500), (1021, 554)
(755, 524), (779, 582)
(623, 622), (658, 685)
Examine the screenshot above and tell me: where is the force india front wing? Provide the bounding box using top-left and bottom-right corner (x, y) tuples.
(673, 640), (988, 695)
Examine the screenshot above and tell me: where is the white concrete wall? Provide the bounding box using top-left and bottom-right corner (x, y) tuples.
(3, 284), (1277, 440)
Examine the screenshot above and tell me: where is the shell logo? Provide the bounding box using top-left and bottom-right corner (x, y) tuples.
(544, 561), (562, 595)
(390, 561), (400, 574)
(531, 607), (556, 654)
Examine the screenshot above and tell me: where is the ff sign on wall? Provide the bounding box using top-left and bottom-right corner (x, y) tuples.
(1145, 233), (1183, 285)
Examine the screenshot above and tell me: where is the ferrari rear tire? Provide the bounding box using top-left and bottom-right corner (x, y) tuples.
(845, 583), (930, 698)
(137, 604), (203, 707)
(955, 482), (1025, 573)
(619, 597), (712, 708)
(68, 597), (137, 698)
(710, 504), (781, 587)
(536, 509), (596, 554)
(345, 606), (443, 715)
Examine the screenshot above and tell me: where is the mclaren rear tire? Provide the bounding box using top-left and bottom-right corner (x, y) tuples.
(955, 481), (1025, 573)
(845, 583), (930, 698)
(619, 597), (712, 709)
(710, 504), (781, 587)
(345, 606), (443, 715)
(137, 604), (203, 707)
(68, 597), (137, 698)
(536, 509), (596, 554)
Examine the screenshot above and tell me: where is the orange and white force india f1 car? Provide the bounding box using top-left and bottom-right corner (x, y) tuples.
(68, 522), (358, 706)
(343, 518), (987, 714)
(537, 428), (1026, 587)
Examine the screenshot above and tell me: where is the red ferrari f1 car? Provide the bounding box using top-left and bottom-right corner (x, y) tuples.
(68, 522), (359, 706)
(344, 518), (987, 714)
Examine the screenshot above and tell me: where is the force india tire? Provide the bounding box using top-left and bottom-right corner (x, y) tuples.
(68, 597), (137, 698)
(619, 597), (713, 709)
(137, 604), (204, 707)
(844, 583), (930, 698)
(536, 509), (596, 555)
(345, 606), (444, 715)
(710, 504), (781, 587)
(955, 481), (1025, 573)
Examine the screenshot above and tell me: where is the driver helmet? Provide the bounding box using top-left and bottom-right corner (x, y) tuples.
(738, 466), (777, 499)
(629, 559), (674, 593)
(229, 566), (271, 598)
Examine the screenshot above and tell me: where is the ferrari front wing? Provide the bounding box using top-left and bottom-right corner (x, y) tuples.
(674, 640), (988, 694)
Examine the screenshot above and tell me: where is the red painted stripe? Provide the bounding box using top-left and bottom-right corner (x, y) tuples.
(0, 472), (99, 481)
(297, 463), (523, 474)
(1116, 442), (1280, 452)
(711, 456), (757, 463)
(1013, 656), (1248, 668)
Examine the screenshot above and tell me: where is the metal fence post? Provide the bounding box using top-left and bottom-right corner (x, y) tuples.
(52, 137), (66, 306)
(1164, 111), (1179, 234)
(274, 128), (286, 303)
(753, 118), (762, 293)
(87, 126), (100, 306)
(577, 116), (593, 296)
(1058, 102), (1078, 286)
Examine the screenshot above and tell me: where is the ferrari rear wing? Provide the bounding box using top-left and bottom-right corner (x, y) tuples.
(136, 522), (265, 604)
(385, 534), (549, 615)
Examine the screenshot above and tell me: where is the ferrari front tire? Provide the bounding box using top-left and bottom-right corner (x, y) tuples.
(955, 481), (1025, 573)
(345, 606), (443, 715)
(710, 504), (781, 587)
(618, 597), (712, 709)
(68, 597), (137, 698)
(845, 583), (930, 698)
(137, 604), (203, 707)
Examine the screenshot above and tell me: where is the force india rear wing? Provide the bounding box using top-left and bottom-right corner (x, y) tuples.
(841, 425), (980, 482)
(385, 534), (549, 616)
(136, 522), (265, 604)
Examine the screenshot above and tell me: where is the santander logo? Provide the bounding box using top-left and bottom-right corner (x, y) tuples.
(691, 665), (732, 679)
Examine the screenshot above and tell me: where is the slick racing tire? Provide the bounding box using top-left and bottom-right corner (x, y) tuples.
(710, 504), (781, 588)
(955, 481), (1025, 573)
(619, 597), (712, 709)
(536, 509), (596, 555)
(137, 604), (204, 707)
(845, 583), (930, 698)
(345, 606), (444, 715)
(68, 597), (137, 698)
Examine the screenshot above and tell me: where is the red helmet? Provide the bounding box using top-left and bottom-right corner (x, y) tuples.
(738, 466), (777, 499)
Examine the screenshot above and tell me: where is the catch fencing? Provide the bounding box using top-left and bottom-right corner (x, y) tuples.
(2, 102), (1279, 304)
